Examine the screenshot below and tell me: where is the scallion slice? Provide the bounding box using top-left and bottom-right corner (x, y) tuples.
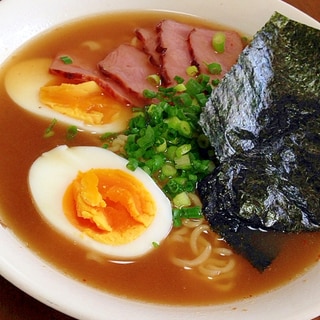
(206, 62), (222, 75)
(146, 74), (161, 86)
(66, 125), (78, 140)
(60, 55), (73, 64)
(186, 65), (199, 77)
(173, 192), (191, 208)
(212, 32), (226, 53)
(43, 118), (57, 138)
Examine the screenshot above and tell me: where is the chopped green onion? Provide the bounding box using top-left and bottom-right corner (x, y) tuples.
(126, 158), (140, 171)
(43, 118), (57, 138)
(122, 72), (216, 201)
(174, 154), (191, 169)
(147, 103), (164, 124)
(206, 62), (222, 75)
(178, 206), (202, 218)
(195, 93), (208, 107)
(173, 192), (191, 207)
(132, 111), (145, 119)
(212, 32), (226, 53)
(166, 178), (186, 195)
(173, 211), (183, 227)
(129, 114), (146, 131)
(166, 146), (178, 160)
(137, 125), (155, 149)
(66, 125), (78, 140)
(197, 73), (210, 85)
(161, 163), (177, 177)
(186, 65), (199, 77)
(164, 116), (180, 130)
(175, 144), (191, 158)
(100, 132), (116, 140)
(165, 129), (179, 145)
(146, 74), (161, 86)
(174, 75), (185, 84)
(197, 134), (210, 149)
(60, 55), (73, 64)
(143, 89), (157, 99)
(164, 117), (192, 138)
(142, 166), (151, 175)
(155, 137), (167, 153)
(177, 120), (192, 137)
(185, 78), (204, 95)
(152, 241), (160, 248)
(173, 206), (203, 227)
(173, 93), (193, 107)
(212, 79), (220, 86)
(145, 154), (165, 173)
(174, 83), (187, 92)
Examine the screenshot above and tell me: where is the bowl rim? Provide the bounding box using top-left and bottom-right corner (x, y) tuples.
(0, 0), (320, 319)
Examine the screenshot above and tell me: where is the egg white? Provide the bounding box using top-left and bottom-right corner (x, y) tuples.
(28, 145), (173, 259)
(4, 58), (130, 134)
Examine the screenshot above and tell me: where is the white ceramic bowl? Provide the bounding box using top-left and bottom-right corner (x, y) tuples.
(0, 0), (319, 319)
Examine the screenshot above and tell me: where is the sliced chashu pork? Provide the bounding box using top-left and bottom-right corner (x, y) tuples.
(49, 53), (144, 106)
(135, 27), (161, 67)
(156, 20), (195, 85)
(49, 20), (244, 107)
(98, 44), (158, 101)
(188, 28), (243, 80)
(156, 20), (243, 85)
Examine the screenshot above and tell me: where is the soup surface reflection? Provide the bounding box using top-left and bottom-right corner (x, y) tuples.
(0, 11), (320, 306)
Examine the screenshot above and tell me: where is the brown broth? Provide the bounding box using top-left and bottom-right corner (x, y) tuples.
(0, 11), (320, 306)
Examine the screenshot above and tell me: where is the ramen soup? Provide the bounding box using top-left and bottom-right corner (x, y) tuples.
(0, 11), (320, 306)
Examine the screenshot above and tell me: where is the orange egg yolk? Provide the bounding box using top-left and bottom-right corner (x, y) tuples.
(63, 168), (156, 245)
(39, 81), (132, 125)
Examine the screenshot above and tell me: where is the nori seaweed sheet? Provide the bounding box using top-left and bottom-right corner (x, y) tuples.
(197, 12), (320, 271)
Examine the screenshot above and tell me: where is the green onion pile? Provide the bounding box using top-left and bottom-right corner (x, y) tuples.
(103, 74), (217, 227)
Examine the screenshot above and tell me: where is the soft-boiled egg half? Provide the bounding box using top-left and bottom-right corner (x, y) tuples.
(5, 58), (132, 134)
(28, 145), (173, 259)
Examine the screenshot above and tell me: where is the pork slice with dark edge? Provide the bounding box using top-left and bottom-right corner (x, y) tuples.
(50, 53), (144, 106)
(98, 44), (159, 104)
(188, 28), (243, 80)
(197, 12), (320, 271)
(156, 19), (194, 85)
(135, 27), (162, 67)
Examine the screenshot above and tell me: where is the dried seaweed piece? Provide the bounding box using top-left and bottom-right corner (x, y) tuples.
(200, 12), (320, 161)
(197, 12), (320, 270)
